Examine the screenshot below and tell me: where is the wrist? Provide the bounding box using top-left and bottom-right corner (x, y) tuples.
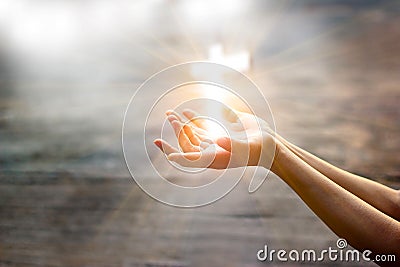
(269, 140), (285, 173)
(259, 136), (283, 170)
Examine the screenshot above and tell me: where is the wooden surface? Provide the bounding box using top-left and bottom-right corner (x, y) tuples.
(0, 172), (372, 267)
(0, 1), (399, 266)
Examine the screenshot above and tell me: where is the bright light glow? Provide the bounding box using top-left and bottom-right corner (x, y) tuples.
(4, 2), (80, 53)
(181, 0), (245, 25)
(0, 0), (159, 55)
(205, 119), (227, 140)
(208, 43), (250, 72)
(195, 84), (230, 140)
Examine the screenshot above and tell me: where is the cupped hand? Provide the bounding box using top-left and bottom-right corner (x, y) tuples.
(154, 108), (276, 169)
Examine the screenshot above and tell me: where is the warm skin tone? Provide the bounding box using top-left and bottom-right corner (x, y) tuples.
(154, 108), (400, 266)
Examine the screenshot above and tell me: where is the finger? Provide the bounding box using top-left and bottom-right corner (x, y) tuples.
(182, 109), (207, 129)
(153, 139), (178, 155)
(167, 148), (236, 169)
(168, 113), (208, 138)
(167, 114), (180, 124)
(168, 152), (201, 161)
(182, 108), (198, 120)
(168, 114), (203, 141)
(170, 120), (199, 152)
(174, 147), (231, 169)
(166, 111), (206, 136)
(167, 152), (209, 168)
(166, 110), (183, 122)
(183, 124), (201, 146)
(191, 124), (209, 137)
(168, 112), (209, 142)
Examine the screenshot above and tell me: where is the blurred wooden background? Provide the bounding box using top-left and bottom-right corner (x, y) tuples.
(0, 0), (399, 266)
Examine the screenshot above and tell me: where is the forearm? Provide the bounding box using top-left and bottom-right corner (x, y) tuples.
(269, 144), (400, 257)
(276, 135), (400, 220)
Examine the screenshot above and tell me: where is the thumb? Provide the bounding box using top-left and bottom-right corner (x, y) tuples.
(216, 137), (247, 152)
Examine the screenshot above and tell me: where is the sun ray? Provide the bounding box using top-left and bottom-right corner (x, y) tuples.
(168, 3), (203, 60)
(109, 24), (187, 65)
(263, 46), (351, 74)
(247, 0), (295, 61)
(251, 0), (395, 79)
(90, 182), (140, 241)
(252, 30), (349, 79)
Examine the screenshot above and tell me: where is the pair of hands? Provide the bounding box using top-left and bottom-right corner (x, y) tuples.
(154, 108), (276, 169)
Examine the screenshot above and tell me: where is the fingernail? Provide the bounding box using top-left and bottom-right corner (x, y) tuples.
(171, 120), (180, 127)
(153, 140), (162, 150)
(167, 115), (176, 122)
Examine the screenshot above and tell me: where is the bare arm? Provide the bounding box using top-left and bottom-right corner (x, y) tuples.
(270, 144), (400, 261)
(277, 135), (400, 221)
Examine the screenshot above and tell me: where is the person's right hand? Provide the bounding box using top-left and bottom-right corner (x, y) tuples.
(154, 108), (277, 169)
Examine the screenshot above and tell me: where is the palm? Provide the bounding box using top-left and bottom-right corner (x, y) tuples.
(225, 109), (271, 140)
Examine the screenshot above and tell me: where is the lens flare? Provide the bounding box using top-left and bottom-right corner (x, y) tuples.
(205, 119), (227, 140)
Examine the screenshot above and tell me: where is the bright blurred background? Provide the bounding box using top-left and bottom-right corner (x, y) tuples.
(0, 0), (399, 266)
